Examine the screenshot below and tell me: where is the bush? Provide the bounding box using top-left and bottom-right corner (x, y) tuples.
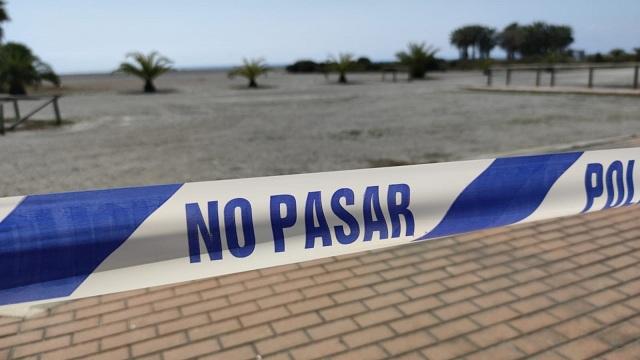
(286, 60), (324, 73)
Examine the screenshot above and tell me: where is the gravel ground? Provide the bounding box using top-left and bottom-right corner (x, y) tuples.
(1, 69), (639, 196)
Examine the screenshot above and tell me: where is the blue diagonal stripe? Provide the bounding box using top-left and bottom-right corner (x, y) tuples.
(417, 152), (583, 241)
(0, 184), (182, 305)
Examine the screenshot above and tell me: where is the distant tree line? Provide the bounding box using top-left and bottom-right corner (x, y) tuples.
(450, 22), (574, 61)
(286, 57), (396, 73)
(287, 47), (444, 76)
(587, 48), (640, 63)
(286, 21), (586, 77)
(286, 20), (640, 77)
(286, 43), (444, 83)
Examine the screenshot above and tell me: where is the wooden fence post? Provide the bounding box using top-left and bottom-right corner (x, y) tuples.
(53, 96), (62, 125)
(550, 68), (556, 87)
(0, 104), (4, 136)
(535, 69), (541, 87)
(486, 69), (492, 86)
(588, 68), (594, 88)
(506, 69), (511, 86)
(12, 99), (20, 122)
(634, 66), (639, 89)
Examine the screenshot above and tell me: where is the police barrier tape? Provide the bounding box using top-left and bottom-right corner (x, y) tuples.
(0, 148), (638, 307)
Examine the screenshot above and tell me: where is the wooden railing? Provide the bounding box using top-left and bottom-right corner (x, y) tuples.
(381, 67), (410, 82)
(485, 62), (640, 89)
(0, 95), (62, 135)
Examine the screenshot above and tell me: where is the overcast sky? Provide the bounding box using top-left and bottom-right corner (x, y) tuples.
(5, 0), (639, 74)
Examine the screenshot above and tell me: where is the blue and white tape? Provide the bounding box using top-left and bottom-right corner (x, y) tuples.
(0, 148), (637, 307)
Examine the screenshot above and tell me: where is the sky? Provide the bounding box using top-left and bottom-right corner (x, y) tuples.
(4, 0), (640, 74)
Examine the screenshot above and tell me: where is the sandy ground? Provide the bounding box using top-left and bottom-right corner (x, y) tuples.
(1, 69), (639, 196)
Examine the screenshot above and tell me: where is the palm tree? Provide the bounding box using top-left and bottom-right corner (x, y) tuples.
(328, 53), (354, 84)
(450, 28), (472, 60)
(0, 0), (10, 44)
(0, 42), (60, 95)
(477, 27), (497, 59)
(396, 43), (438, 80)
(497, 23), (524, 60)
(228, 58), (268, 88)
(116, 51), (173, 93)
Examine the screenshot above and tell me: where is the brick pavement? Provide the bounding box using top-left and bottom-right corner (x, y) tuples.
(2, 204), (640, 359)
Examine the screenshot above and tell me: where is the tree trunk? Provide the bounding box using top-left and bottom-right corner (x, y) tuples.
(410, 68), (425, 81)
(248, 78), (258, 88)
(338, 72), (347, 84)
(144, 80), (156, 93)
(459, 48), (466, 60)
(9, 82), (26, 95)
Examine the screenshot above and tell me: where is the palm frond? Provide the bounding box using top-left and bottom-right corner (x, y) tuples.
(396, 42), (439, 80)
(328, 53), (354, 72)
(228, 58), (269, 87)
(0, 0), (10, 23)
(34, 59), (60, 86)
(116, 51), (173, 81)
(117, 63), (145, 78)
